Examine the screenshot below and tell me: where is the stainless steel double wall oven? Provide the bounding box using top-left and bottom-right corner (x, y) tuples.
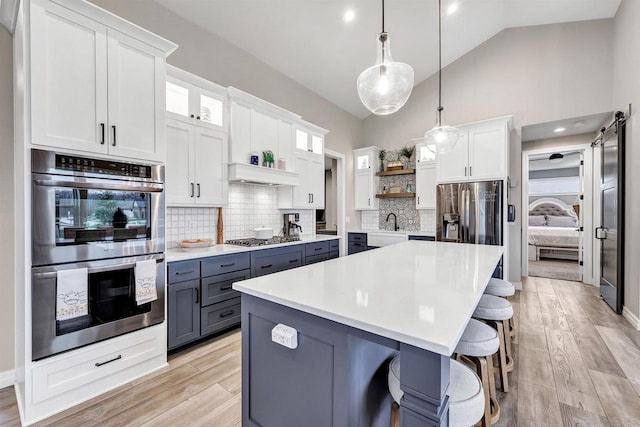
(31, 149), (166, 360)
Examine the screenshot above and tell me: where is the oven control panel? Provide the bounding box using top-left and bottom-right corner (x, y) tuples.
(55, 154), (152, 178)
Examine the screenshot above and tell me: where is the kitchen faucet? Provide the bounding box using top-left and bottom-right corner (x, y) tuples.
(386, 212), (399, 231)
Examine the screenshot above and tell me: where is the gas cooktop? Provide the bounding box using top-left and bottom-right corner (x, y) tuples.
(225, 236), (301, 247)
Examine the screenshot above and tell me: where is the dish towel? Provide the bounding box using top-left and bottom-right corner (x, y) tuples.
(135, 259), (157, 305)
(56, 268), (88, 321)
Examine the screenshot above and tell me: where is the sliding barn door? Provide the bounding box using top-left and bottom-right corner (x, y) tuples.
(597, 115), (626, 313)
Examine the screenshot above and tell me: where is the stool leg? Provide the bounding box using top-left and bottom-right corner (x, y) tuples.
(390, 401), (400, 427)
(486, 354), (500, 425)
(502, 319), (514, 372)
(496, 321), (509, 392)
(476, 356), (491, 427)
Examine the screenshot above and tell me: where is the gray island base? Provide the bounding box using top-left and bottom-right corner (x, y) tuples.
(234, 241), (504, 427)
(242, 294), (450, 426)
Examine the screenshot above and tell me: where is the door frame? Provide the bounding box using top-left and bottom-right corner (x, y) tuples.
(324, 148), (346, 256)
(521, 143), (599, 285)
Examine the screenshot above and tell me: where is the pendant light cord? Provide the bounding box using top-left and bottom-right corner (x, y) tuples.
(437, 0), (443, 126)
(382, 0), (385, 33)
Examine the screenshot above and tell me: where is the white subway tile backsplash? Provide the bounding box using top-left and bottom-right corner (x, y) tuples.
(420, 209), (437, 233)
(360, 211), (379, 230)
(166, 182), (315, 247)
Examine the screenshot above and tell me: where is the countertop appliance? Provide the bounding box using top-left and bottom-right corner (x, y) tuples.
(225, 236), (301, 247)
(283, 213), (301, 237)
(436, 180), (504, 276)
(30, 149), (166, 360)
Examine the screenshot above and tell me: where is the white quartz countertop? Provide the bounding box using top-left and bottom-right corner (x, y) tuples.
(166, 234), (341, 262)
(233, 241), (504, 355)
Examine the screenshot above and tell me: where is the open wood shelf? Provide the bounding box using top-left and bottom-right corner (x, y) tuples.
(375, 192), (416, 199)
(376, 169), (415, 176)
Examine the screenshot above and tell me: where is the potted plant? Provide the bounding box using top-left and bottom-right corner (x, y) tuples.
(400, 144), (416, 169)
(378, 149), (386, 172)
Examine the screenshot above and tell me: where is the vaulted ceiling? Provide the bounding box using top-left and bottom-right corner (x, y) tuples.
(153, 0), (622, 119)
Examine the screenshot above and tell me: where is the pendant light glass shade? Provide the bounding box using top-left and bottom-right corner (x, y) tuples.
(424, 0), (461, 154)
(357, 34), (414, 115)
(424, 124), (463, 154)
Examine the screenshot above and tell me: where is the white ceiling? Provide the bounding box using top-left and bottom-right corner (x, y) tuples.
(522, 111), (613, 142)
(153, 0), (621, 119)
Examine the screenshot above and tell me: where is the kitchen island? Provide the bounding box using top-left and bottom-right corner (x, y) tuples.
(233, 240), (504, 427)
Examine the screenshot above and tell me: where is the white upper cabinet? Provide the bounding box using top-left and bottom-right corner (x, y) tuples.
(165, 67), (228, 207)
(436, 116), (512, 183)
(278, 150), (325, 209)
(415, 150), (436, 210)
(353, 147), (380, 211)
(29, 0), (176, 163)
(165, 118), (228, 207)
(166, 64), (225, 130)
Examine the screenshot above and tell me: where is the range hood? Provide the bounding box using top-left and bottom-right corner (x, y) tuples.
(228, 163), (300, 186)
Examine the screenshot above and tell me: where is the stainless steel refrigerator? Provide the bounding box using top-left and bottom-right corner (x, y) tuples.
(436, 180), (504, 275)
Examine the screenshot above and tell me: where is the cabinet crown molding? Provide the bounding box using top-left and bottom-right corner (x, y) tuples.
(227, 86), (301, 122)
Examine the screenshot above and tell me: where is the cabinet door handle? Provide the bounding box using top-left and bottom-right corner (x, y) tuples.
(176, 270), (195, 275)
(418, 196), (420, 204)
(220, 310), (235, 318)
(311, 193), (314, 203)
(196, 116), (201, 120)
(469, 166), (472, 176)
(261, 264), (273, 269)
(197, 183), (201, 198)
(464, 167), (467, 177)
(190, 114), (195, 118)
(95, 355), (122, 367)
(314, 247), (323, 251)
(220, 285), (233, 291)
(190, 183), (195, 197)
(100, 123), (105, 145)
(111, 125), (117, 146)
(220, 263), (235, 268)
(368, 198), (370, 206)
(288, 259), (299, 263)
(194, 288), (199, 304)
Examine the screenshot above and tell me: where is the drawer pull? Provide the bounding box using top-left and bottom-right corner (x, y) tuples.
(289, 259), (299, 263)
(220, 310), (235, 318)
(220, 263), (235, 268)
(261, 264), (273, 269)
(176, 270), (195, 275)
(314, 247), (323, 251)
(95, 354), (122, 367)
(220, 285), (233, 291)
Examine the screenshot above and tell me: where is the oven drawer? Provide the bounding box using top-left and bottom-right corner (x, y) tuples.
(201, 252), (250, 277)
(168, 260), (200, 284)
(32, 326), (164, 404)
(201, 297), (241, 337)
(201, 269), (249, 307)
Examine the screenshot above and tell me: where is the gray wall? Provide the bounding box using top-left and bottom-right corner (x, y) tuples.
(362, 19), (614, 284)
(90, 0), (363, 231)
(0, 26), (14, 373)
(614, 0), (640, 319)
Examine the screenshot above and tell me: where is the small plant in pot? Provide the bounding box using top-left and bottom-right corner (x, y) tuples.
(378, 149), (386, 172)
(399, 144), (416, 169)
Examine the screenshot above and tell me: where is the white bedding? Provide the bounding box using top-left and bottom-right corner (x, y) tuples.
(528, 226), (579, 247)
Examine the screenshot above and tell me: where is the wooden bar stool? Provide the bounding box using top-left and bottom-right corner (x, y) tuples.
(455, 319), (501, 426)
(484, 278), (516, 341)
(388, 357), (485, 427)
(473, 294), (514, 392)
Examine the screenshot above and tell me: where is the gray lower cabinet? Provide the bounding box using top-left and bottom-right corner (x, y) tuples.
(167, 278), (200, 350)
(251, 245), (304, 277)
(348, 232), (369, 255)
(329, 239), (339, 259)
(408, 235), (435, 241)
(305, 241), (330, 264)
(168, 253), (250, 351)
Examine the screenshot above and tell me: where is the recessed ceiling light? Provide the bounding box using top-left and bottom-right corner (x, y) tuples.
(446, 2), (459, 15)
(553, 127), (566, 133)
(343, 9), (355, 23)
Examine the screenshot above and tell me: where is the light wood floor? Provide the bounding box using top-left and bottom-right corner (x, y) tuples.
(2, 276), (640, 426)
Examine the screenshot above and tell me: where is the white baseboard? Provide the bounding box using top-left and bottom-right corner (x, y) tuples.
(513, 281), (522, 291)
(0, 369), (15, 389)
(623, 306), (640, 330)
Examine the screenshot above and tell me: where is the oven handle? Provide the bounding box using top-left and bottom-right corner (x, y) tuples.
(33, 179), (164, 193)
(32, 257), (164, 280)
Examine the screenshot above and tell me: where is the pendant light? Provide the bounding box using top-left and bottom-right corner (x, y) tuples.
(357, 0), (414, 116)
(424, 0), (462, 154)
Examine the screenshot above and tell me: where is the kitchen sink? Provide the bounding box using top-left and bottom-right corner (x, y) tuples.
(367, 231), (408, 247)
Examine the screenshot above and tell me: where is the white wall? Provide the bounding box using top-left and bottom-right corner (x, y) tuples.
(613, 0), (640, 319)
(362, 19), (614, 285)
(89, 0), (363, 232)
(0, 26), (15, 374)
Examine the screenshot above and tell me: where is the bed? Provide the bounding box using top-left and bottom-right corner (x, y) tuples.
(528, 198), (580, 261)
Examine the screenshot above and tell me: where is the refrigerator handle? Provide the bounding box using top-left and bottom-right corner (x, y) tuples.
(465, 188), (471, 243)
